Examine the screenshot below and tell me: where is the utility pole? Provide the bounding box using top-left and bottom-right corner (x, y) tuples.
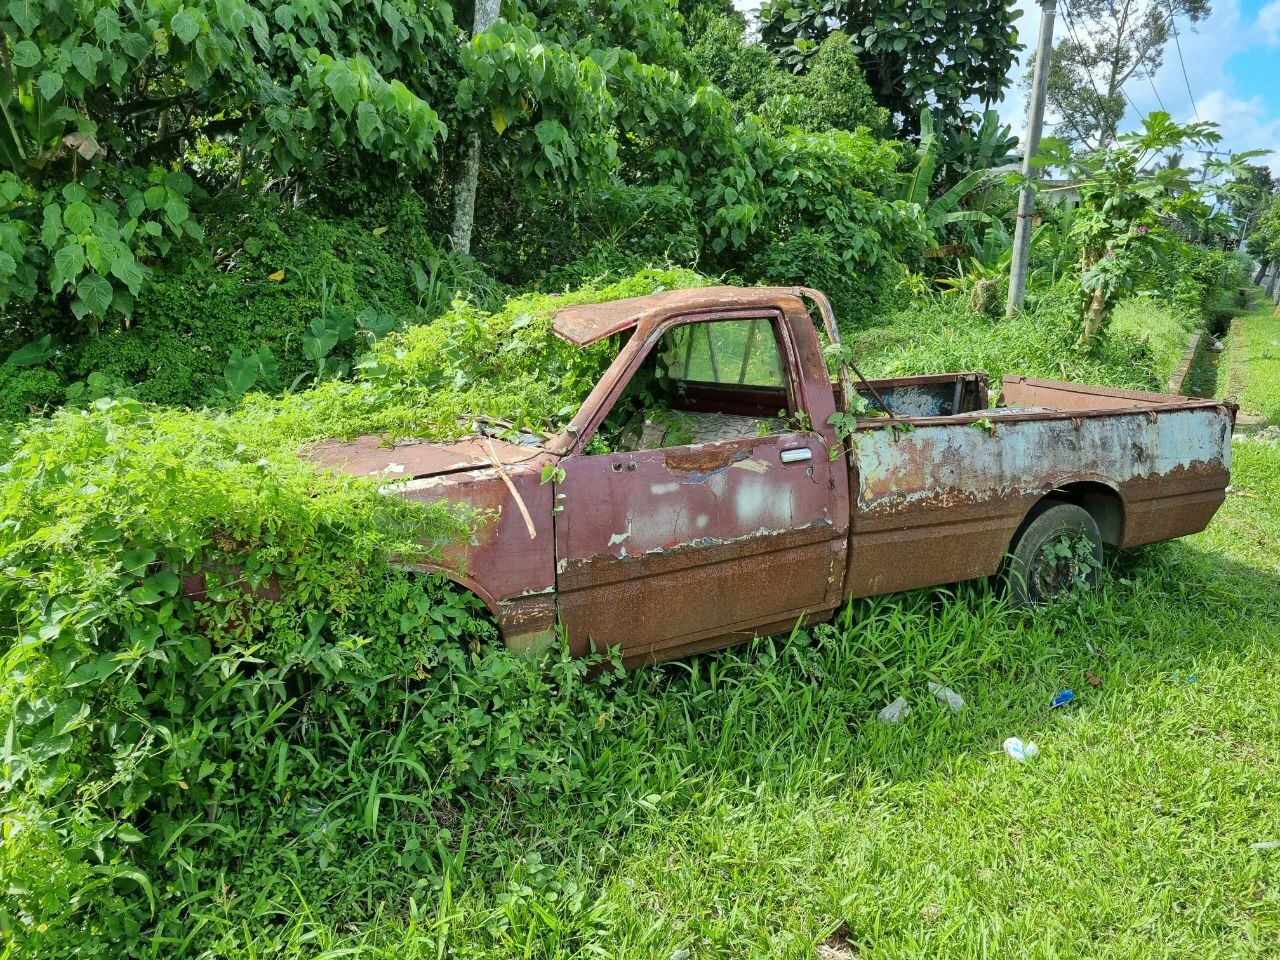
(1006, 0), (1058, 319)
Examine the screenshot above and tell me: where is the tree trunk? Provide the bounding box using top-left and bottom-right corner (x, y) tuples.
(1268, 260), (1280, 300)
(448, 0), (502, 255)
(1255, 260), (1268, 285)
(449, 132), (481, 255)
(1079, 285), (1108, 347)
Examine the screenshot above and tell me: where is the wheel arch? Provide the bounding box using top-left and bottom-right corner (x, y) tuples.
(393, 561), (503, 621)
(393, 562), (558, 655)
(1020, 479), (1127, 547)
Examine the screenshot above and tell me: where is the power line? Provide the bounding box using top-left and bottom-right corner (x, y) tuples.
(1142, 64), (1168, 114)
(1057, 0), (1144, 135)
(1167, 1), (1200, 122)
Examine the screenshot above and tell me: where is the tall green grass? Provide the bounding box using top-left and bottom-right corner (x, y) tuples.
(847, 291), (1191, 393)
(86, 441), (1280, 958)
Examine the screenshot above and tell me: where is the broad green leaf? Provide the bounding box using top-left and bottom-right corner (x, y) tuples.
(76, 272), (113, 315)
(5, 334), (53, 368)
(51, 699), (89, 737)
(224, 348), (260, 395)
(109, 254), (145, 294)
(52, 243), (85, 291)
(8, 0), (38, 34)
(171, 10), (200, 43)
(324, 67), (360, 114)
(11, 39), (40, 68)
(37, 70), (63, 100)
(63, 201), (94, 234)
(94, 6), (124, 43)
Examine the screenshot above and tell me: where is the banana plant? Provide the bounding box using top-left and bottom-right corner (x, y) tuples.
(899, 107), (997, 248)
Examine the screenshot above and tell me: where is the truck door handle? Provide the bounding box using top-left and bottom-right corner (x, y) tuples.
(780, 447), (812, 464)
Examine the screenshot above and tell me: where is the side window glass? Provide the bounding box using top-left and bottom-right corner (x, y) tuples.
(591, 317), (796, 455)
(661, 318), (785, 387)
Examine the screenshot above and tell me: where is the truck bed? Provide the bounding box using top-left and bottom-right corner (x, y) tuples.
(843, 374), (1236, 598)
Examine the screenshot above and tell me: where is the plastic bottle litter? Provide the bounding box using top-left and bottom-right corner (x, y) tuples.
(1003, 737), (1039, 762)
(927, 681), (965, 714)
(877, 696), (911, 724)
(1050, 689), (1075, 709)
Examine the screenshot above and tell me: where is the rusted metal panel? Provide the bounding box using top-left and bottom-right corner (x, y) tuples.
(310, 441), (558, 646)
(846, 397), (1234, 595)
(1001, 375), (1199, 410)
(555, 432), (841, 660)
(306, 434), (542, 478)
(551, 285), (826, 346)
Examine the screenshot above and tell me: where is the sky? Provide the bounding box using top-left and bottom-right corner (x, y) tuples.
(999, 0), (1280, 172)
(732, 0), (1280, 172)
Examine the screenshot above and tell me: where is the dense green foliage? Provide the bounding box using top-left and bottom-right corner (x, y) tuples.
(0, 269), (718, 954)
(757, 0), (1023, 136)
(690, 19), (889, 136)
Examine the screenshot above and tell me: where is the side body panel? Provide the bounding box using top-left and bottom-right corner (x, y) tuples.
(395, 459), (559, 650)
(845, 402), (1233, 598)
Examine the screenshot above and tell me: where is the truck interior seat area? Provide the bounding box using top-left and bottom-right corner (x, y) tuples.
(630, 411), (785, 450)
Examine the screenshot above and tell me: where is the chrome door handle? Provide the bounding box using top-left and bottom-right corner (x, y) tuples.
(780, 447), (812, 464)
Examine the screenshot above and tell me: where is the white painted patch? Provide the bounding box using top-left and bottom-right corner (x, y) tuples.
(732, 458), (770, 474)
(607, 519), (633, 546)
(696, 514), (709, 529)
(650, 482), (680, 495)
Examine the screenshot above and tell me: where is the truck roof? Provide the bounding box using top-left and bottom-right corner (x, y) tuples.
(551, 285), (807, 346)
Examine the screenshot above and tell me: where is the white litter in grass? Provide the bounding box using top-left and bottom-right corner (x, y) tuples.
(927, 681), (965, 713)
(877, 696), (911, 724)
(1003, 737), (1039, 762)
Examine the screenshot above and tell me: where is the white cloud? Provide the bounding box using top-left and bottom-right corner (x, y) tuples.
(1194, 89), (1280, 163)
(1259, 1), (1280, 44)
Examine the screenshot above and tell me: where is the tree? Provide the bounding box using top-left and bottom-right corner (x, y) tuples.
(0, 0), (455, 330)
(690, 17), (889, 135)
(1246, 192), (1280, 292)
(1039, 0), (1210, 149)
(756, 0), (1023, 137)
(1228, 163), (1276, 251)
(1034, 112), (1252, 343)
(449, 0), (502, 255)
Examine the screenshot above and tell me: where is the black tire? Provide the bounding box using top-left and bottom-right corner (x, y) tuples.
(1005, 502), (1104, 606)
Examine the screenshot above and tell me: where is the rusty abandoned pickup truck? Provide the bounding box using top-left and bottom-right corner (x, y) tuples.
(309, 286), (1236, 666)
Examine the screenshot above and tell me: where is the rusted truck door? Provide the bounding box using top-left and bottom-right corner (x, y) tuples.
(554, 309), (845, 664)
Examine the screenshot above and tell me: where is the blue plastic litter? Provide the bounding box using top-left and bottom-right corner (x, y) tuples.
(1050, 689), (1075, 709)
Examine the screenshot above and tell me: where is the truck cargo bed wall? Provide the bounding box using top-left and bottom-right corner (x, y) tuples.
(844, 392), (1233, 598)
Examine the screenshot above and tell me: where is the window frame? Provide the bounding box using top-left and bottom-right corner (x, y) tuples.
(567, 308), (807, 456)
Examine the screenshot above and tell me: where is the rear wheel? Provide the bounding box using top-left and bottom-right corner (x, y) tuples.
(1005, 502), (1104, 606)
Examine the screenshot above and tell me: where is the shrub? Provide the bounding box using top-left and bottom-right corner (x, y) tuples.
(744, 228), (909, 326)
(2, 191), (507, 416)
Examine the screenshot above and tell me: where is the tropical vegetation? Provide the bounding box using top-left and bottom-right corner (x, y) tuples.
(0, 2), (1275, 958)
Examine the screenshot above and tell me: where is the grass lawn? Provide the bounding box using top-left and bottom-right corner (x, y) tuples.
(199, 441), (1280, 957)
(1219, 294), (1280, 428)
